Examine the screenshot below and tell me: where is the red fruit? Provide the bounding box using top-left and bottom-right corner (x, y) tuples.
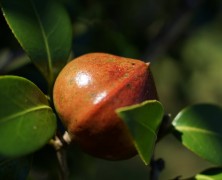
(53, 53), (158, 160)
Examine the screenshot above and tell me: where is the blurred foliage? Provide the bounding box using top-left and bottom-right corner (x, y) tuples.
(1, 0), (222, 179)
(182, 19), (222, 105)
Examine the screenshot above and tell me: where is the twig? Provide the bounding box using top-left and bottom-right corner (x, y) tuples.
(150, 157), (165, 180)
(144, 0), (203, 60)
(56, 148), (69, 180)
(49, 131), (72, 180)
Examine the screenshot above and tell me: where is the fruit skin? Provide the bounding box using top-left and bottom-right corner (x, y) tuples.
(53, 53), (158, 160)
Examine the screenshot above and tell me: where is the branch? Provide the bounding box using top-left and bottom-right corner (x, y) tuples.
(144, 0), (203, 60)
(150, 157), (165, 180)
(49, 131), (72, 180)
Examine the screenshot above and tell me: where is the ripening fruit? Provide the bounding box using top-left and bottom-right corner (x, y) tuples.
(53, 53), (158, 160)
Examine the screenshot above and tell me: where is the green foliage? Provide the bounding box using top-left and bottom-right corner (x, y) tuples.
(173, 104), (222, 165)
(0, 0), (72, 86)
(116, 100), (164, 165)
(182, 21), (222, 104)
(195, 168), (222, 180)
(0, 76), (56, 157)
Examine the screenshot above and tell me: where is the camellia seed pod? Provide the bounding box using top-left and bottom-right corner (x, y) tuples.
(53, 53), (158, 160)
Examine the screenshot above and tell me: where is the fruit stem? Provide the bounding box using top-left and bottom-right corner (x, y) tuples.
(56, 148), (69, 180)
(145, 62), (150, 66)
(49, 132), (72, 180)
(150, 157), (165, 180)
(49, 132), (72, 149)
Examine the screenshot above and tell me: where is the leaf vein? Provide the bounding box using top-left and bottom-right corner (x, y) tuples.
(137, 120), (156, 136)
(0, 105), (51, 124)
(177, 126), (222, 138)
(29, 0), (53, 82)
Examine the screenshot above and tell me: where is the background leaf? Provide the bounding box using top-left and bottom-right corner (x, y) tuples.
(0, 76), (56, 157)
(173, 104), (222, 165)
(0, 155), (32, 180)
(195, 168), (222, 180)
(116, 100), (164, 165)
(0, 49), (31, 73)
(0, 0), (72, 86)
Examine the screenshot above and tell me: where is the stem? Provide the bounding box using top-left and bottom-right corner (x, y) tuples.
(143, 0), (203, 60)
(157, 114), (173, 142)
(150, 157), (165, 180)
(49, 132), (72, 180)
(56, 148), (69, 180)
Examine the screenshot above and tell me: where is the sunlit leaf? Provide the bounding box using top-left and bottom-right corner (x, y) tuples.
(0, 76), (56, 157)
(116, 100), (164, 165)
(0, 0), (72, 85)
(173, 104), (222, 165)
(0, 155), (32, 179)
(195, 168), (222, 180)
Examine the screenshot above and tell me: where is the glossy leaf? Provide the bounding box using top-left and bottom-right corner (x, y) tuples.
(195, 168), (222, 180)
(0, 155), (32, 179)
(173, 104), (222, 165)
(116, 100), (164, 165)
(0, 0), (72, 85)
(0, 76), (56, 157)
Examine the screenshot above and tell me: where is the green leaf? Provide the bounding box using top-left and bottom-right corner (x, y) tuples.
(0, 75), (56, 157)
(0, 0), (72, 85)
(0, 155), (32, 180)
(195, 168), (222, 180)
(173, 104), (222, 165)
(116, 100), (164, 165)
